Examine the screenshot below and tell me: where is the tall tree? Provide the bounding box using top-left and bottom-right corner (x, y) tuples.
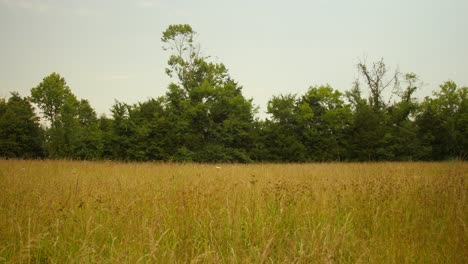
(299, 85), (352, 161)
(357, 59), (399, 112)
(30, 73), (74, 126)
(108, 101), (134, 160)
(384, 73), (422, 160)
(74, 99), (103, 159)
(161, 24), (256, 162)
(30, 73), (103, 159)
(0, 93), (43, 158)
(349, 59), (400, 160)
(416, 81), (467, 160)
(263, 94), (307, 161)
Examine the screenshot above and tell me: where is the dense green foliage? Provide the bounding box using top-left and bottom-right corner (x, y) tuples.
(0, 93), (43, 158)
(1, 25), (467, 161)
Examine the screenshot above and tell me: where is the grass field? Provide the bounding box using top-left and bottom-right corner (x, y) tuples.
(0, 160), (466, 263)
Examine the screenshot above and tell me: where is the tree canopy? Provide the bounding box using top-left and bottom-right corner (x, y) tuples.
(1, 24), (467, 161)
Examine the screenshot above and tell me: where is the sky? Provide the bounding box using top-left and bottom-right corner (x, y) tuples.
(1, 0), (467, 118)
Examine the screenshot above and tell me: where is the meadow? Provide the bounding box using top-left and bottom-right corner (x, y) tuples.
(0, 160), (466, 263)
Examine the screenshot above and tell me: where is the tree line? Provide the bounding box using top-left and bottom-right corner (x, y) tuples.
(1, 24), (467, 162)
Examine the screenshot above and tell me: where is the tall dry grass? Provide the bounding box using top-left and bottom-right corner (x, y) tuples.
(0, 160), (466, 263)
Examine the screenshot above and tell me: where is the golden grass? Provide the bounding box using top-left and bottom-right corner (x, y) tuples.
(0, 160), (466, 263)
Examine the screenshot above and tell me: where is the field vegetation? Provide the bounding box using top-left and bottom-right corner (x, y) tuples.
(0, 160), (466, 263)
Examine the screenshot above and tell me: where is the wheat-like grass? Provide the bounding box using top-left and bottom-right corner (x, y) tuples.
(0, 160), (466, 263)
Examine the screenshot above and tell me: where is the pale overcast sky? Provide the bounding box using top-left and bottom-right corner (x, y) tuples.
(1, 0), (467, 118)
